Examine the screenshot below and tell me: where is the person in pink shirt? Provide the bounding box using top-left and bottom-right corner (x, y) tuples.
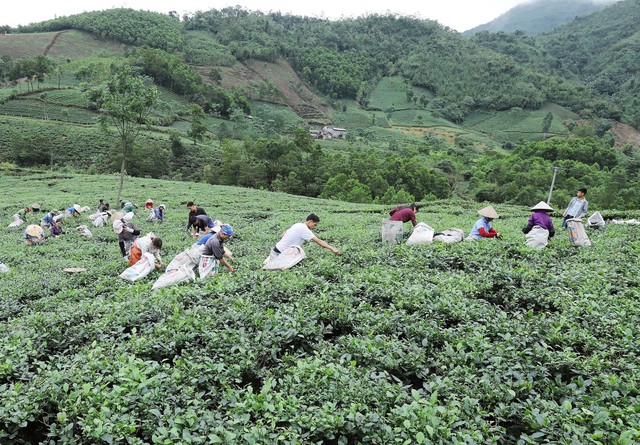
(389, 203), (420, 227)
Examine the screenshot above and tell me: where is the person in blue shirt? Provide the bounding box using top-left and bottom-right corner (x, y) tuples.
(466, 206), (502, 240)
(40, 209), (58, 230)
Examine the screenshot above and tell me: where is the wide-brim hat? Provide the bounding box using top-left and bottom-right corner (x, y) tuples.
(530, 201), (554, 212)
(111, 211), (124, 221)
(157, 204), (166, 209)
(73, 204), (81, 212)
(26, 224), (43, 237)
(31, 203), (41, 210)
(478, 205), (499, 219)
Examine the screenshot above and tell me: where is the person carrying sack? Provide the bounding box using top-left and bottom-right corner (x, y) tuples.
(129, 233), (163, 268)
(202, 224), (235, 273)
(562, 188), (588, 228)
(268, 214), (340, 261)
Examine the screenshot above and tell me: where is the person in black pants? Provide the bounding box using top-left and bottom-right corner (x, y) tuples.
(186, 201), (207, 232)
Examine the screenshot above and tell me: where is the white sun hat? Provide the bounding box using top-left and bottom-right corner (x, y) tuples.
(530, 201), (554, 212)
(478, 205), (499, 219)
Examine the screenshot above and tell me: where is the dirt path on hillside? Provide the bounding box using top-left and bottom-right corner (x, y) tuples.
(43, 30), (69, 56)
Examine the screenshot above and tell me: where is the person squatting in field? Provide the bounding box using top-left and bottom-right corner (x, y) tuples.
(467, 205), (502, 240)
(50, 219), (66, 237)
(523, 201), (556, 238)
(268, 214), (340, 261)
(24, 224), (45, 245)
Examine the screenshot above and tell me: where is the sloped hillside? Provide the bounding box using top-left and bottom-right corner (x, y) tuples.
(196, 57), (330, 124)
(0, 30), (128, 61)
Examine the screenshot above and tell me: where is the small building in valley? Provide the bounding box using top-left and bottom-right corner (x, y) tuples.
(310, 126), (347, 140)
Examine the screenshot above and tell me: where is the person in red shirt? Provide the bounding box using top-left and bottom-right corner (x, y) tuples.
(389, 203), (420, 227)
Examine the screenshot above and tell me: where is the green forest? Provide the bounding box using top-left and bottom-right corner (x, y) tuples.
(0, 1), (639, 209)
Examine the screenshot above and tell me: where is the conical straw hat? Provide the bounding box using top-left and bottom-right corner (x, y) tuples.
(478, 205), (499, 219)
(530, 201), (554, 212)
(26, 224), (43, 237)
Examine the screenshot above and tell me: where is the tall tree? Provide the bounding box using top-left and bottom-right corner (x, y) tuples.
(188, 104), (207, 145)
(86, 67), (158, 203)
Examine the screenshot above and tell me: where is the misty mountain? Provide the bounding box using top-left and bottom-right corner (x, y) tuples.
(464, 0), (619, 36)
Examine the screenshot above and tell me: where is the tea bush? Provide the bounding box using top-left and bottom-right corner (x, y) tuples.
(1, 173), (639, 444)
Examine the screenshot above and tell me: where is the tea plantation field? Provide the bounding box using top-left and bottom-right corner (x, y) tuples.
(1, 172), (639, 444)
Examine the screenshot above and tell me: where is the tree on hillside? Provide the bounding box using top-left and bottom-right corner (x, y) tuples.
(188, 104), (207, 145)
(85, 66), (158, 203)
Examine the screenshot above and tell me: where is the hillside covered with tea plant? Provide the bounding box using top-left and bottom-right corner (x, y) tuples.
(1, 172), (639, 443)
(2, 3), (640, 210)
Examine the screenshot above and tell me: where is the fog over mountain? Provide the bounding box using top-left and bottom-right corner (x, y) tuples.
(464, 0), (620, 35)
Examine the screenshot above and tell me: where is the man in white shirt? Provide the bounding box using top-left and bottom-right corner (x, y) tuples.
(270, 214), (340, 260)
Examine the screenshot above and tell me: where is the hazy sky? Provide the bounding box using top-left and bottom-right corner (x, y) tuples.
(1, 0), (534, 32)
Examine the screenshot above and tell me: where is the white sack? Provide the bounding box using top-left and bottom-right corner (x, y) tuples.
(406, 222), (435, 246)
(8, 217), (24, 228)
(433, 228), (465, 244)
(167, 245), (203, 272)
(587, 211), (605, 228)
(152, 265), (196, 290)
(567, 219), (591, 247)
(119, 252), (156, 282)
(92, 215), (107, 228)
(198, 255), (220, 279)
(525, 226), (549, 249)
(263, 246), (306, 270)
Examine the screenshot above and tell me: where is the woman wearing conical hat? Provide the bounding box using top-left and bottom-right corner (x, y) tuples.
(24, 224), (46, 245)
(466, 205), (502, 240)
(523, 201), (555, 238)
